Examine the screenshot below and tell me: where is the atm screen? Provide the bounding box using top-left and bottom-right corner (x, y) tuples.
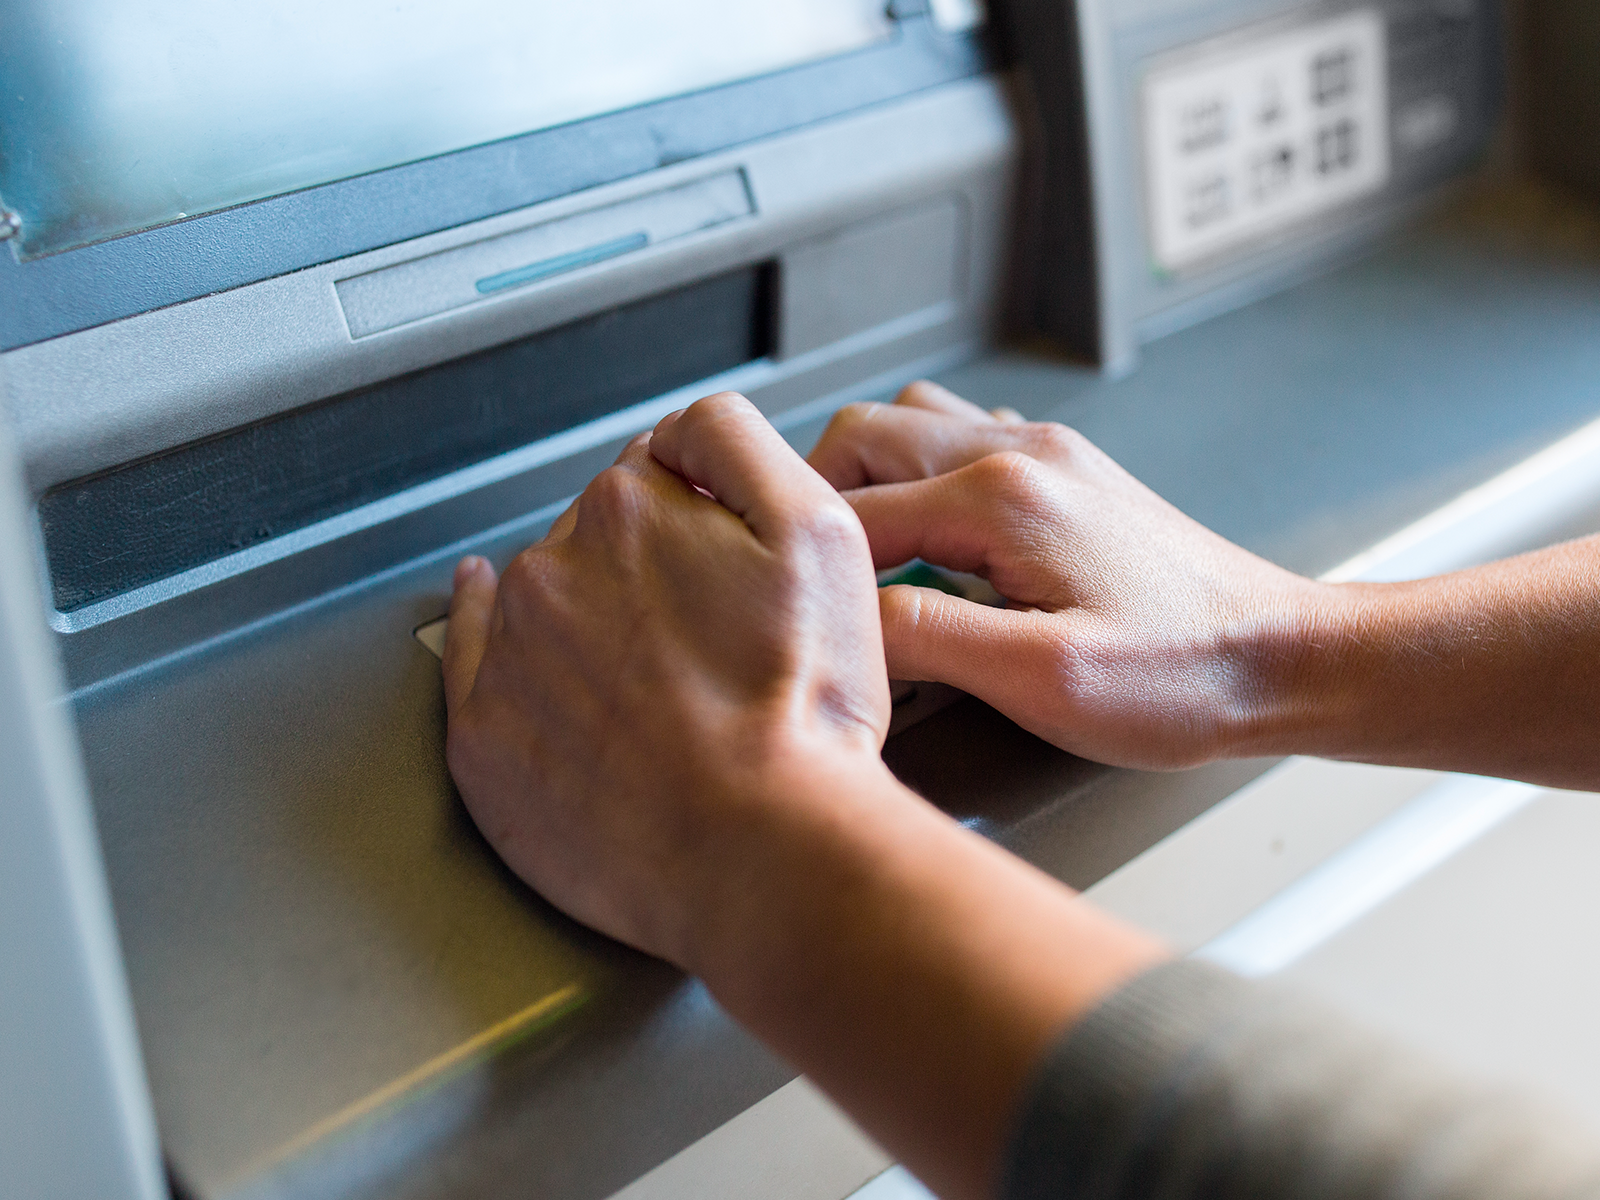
(0, 0), (893, 258)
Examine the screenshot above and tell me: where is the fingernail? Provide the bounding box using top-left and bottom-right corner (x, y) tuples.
(454, 556), (487, 586)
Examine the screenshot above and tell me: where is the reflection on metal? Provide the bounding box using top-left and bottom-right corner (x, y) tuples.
(848, 1165), (938, 1199)
(248, 982), (588, 1177)
(603, 1074), (889, 1200)
(928, 0), (985, 33)
(1187, 413), (1600, 976)
(1196, 777), (1541, 977)
(0, 210), (19, 240)
(0, 374), (165, 1200)
(1322, 411), (1600, 583)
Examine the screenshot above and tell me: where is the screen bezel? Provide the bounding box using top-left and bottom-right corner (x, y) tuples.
(0, 15), (985, 353)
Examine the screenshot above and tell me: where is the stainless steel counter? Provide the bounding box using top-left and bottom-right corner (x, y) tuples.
(77, 180), (1600, 1200)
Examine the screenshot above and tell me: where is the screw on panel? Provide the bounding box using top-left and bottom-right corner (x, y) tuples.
(0, 211), (19, 241)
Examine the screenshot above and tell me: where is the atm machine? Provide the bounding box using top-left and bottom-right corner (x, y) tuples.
(0, 2), (1499, 1198)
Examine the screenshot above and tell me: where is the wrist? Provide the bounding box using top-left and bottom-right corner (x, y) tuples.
(675, 738), (917, 990)
(1229, 579), (1410, 761)
(1218, 545), (1600, 785)
(676, 739), (1170, 1200)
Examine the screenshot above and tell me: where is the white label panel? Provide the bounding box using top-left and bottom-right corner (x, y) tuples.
(1142, 10), (1390, 272)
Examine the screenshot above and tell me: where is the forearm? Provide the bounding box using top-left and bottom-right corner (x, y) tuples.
(1246, 537), (1600, 788)
(685, 750), (1167, 1200)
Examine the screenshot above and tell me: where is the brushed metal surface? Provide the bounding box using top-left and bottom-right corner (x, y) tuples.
(78, 184), (1600, 1199)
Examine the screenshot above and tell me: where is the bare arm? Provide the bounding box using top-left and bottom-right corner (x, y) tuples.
(808, 381), (1600, 789)
(441, 385), (1600, 1200)
(441, 394), (1165, 1200)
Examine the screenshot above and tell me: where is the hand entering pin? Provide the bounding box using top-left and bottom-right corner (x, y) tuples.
(414, 561), (999, 734)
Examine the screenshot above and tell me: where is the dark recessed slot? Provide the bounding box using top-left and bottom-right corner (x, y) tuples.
(41, 264), (775, 612)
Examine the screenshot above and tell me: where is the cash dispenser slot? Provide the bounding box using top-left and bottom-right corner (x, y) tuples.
(39, 265), (773, 613)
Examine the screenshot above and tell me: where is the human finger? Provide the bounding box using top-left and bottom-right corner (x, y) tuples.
(877, 585), (1063, 713)
(615, 430), (656, 469)
(809, 402), (1049, 491)
(545, 433), (668, 547)
(648, 392), (833, 540)
(896, 379), (1027, 427)
(892, 379), (1000, 421)
(842, 452), (1056, 572)
(442, 555), (498, 715)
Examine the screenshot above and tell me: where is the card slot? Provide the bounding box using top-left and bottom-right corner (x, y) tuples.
(337, 169), (754, 337)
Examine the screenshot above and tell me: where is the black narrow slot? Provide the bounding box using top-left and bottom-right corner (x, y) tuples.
(41, 264), (775, 613)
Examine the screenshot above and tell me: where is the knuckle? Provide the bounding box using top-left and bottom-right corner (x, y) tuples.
(572, 469), (652, 552)
(778, 494), (867, 575)
(969, 451), (1058, 526)
(497, 548), (555, 620)
(882, 580), (928, 631)
(691, 390), (749, 421)
(806, 495), (867, 545)
(500, 546), (545, 593)
(1028, 422), (1089, 461)
(822, 401), (881, 441)
(583, 465), (645, 519)
(894, 379), (939, 406)
(876, 585), (915, 642)
(972, 449), (1042, 494)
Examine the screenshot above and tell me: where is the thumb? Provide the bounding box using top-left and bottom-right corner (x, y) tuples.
(879, 584), (1061, 708)
(443, 556), (497, 716)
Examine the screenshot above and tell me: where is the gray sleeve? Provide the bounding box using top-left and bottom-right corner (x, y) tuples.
(1003, 959), (1600, 1200)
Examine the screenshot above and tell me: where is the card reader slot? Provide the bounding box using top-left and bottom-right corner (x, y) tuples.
(475, 231), (651, 296)
(40, 264), (774, 613)
(337, 169), (755, 337)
